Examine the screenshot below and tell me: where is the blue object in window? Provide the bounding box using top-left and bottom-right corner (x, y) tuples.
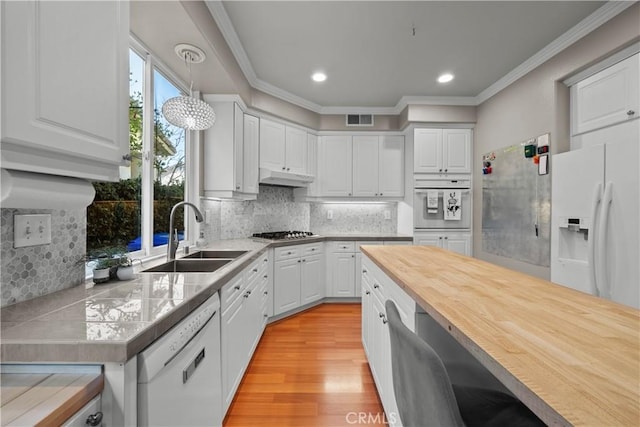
(127, 232), (184, 251)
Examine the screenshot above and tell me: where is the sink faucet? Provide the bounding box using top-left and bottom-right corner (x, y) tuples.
(168, 202), (204, 261)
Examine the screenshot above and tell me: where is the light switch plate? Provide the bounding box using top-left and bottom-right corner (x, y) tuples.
(14, 214), (52, 248)
(327, 210), (333, 220)
(384, 210), (391, 220)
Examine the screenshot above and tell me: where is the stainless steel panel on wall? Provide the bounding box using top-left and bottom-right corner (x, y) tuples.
(481, 144), (550, 267)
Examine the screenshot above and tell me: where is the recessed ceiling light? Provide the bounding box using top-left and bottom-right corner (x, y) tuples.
(437, 73), (454, 83)
(312, 72), (327, 82)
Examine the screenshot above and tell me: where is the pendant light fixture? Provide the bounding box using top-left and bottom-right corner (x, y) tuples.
(162, 44), (216, 131)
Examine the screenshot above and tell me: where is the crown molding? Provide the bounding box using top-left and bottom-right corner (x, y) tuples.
(475, 1), (636, 104)
(206, 0), (634, 114)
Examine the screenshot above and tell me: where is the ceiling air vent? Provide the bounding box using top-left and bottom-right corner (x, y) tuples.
(346, 114), (374, 127)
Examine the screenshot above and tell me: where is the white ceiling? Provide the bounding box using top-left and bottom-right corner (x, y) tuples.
(214, 1), (606, 109)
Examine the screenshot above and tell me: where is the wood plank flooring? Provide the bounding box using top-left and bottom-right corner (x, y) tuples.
(223, 304), (387, 427)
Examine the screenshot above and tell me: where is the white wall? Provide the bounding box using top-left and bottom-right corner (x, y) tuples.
(473, 4), (640, 279)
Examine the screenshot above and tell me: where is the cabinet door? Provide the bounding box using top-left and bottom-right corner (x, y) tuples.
(413, 233), (443, 247)
(301, 253), (324, 304)
(444, 233), (472, 256)
(572, 53), (639, 135)
(1, 1), (129, 181)
(233, 104), (245, 191)
(352, 136), (380, 196)
(260, 119), (286, 171)
(243, 114), (260, 194)
(414, 129), (443, 173)
(319, 136), (353, 196)
(331, 252), (356, 297)
(361, 277), (373, 357)
(222, 296), (248, 411)
(285, 127), (308, 174)
(306, 134), (320, 196)
(274, 259), (301, 315)
(442, 129), (471, 174)
(378, 136), (405, 197)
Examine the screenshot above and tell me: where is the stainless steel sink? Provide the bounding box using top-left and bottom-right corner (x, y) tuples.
(142, 259), (232, 273)
(182, 250), (248, 259)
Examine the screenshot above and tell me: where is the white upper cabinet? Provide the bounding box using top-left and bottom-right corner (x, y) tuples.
(284, 127), (308, 174)
(378, 136), (405, 197)
(571, 53), (639, 136)
(203, 98), (257, 199)
(260, 119), (308, 174)
(318, 135), (353, 196)
(259, 119), (286, 171)
(243, 114), (260, 195)
(353, 135), (404, 198)
(1, 1), (129, 182)
(353, 136), (380, 196)
(414, 128), (471, 175)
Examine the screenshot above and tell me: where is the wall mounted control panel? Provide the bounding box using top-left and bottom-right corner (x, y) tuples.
(14, 214), (52, 248)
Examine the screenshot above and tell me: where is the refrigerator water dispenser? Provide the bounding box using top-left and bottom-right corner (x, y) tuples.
(557, 217), (589, 261)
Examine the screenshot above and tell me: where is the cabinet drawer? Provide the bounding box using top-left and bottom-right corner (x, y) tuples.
(221, 273), (245, 311)
(331, 241), (356, 252)
(357, 241), (384, 251)
(274, 245), (301, 261)
(245, 258), (262, 284)
(301, 242), (324, 255)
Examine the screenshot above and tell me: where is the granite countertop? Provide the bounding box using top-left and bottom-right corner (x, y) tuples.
(1, 234), (410, 363)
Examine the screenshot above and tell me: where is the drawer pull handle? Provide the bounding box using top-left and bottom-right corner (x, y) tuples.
(287, 251), (292, 255)
(365, 291), (370, 295)
(264, 291), (268, 295)
(234, 285), (241, 290)
(628, 110), (636, 116)
(363, 269), (367, 273)
(374, 284), (380, 289)
(86, 412), (103, 426)
(253, 268), (258, 272)
(264, 275), (268, 279)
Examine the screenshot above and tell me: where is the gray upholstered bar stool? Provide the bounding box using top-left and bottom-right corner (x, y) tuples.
(385, 300), (546, 427)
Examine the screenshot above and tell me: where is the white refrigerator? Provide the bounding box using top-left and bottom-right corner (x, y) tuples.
(551, 139), (639, 309)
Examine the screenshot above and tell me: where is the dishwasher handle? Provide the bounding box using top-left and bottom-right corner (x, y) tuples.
(183, 348), (206, 384)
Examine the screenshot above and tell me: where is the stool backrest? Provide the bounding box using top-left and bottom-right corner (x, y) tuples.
(385, 299), (465, 427)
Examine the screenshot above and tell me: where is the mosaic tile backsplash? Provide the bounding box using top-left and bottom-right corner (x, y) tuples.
(2, 185), (398, 307)
(1, 208), (86, 307)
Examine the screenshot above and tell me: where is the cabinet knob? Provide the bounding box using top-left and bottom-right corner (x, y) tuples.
(264, 290), (268, 295)
(628, 110), (636, 116)
(444, 169), (448, 173)
(234, 285), (241, 290)
(253, 268), (258, 272)
(439, 169), (443, 173)
(378, 312), (385, 318)
(348, 193), (352, 196)
(351, 254), (355, 258)
(375, 193), (378, 196)
(264, 258), (268, 262)
(86, 412), (103, 426)
(302, 259), (306, 262)
(236, 185), (240, 190)
(382, 316), (388, 324)
(439, 237), (443, 240)
(287, 167), (290, 171)
(365, 291), (370, 295)
(282, 167), (286, 170)
(380, 193), (383, 196)
(444, 236), (448, 240)
(311, 248), (315, 251)
(362, 269), (367, 273)
(264, 313), (268, 318)
(297, 259), (301, 263)
(263, 275), (268, 279)
(287, 251), (292, 255)
(374, 284), (380, 289)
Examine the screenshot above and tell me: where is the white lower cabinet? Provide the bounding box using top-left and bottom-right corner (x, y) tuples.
(221, 251), (272, 414)
(362, 255), (416, 427)
(273, 243), (325, 315)
(62, 395), (102, 426)
(413, 231), (472, 256)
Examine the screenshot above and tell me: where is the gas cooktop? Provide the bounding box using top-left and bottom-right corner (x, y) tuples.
(252, 231), (316, 241)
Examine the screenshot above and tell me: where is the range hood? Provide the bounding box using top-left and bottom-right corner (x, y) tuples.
(259, 168), (314, 187)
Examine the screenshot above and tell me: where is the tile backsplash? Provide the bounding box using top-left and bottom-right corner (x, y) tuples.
(1, 208), (86, 307)
(2, 185), (398, 307)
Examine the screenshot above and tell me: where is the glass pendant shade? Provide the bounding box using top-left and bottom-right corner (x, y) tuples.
(162, 95), (216, 131)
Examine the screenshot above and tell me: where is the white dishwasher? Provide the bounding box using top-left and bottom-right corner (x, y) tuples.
(138, 293), (222, 426)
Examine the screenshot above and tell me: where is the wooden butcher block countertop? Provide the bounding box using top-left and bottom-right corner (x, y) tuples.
(360, 245), (640, 427)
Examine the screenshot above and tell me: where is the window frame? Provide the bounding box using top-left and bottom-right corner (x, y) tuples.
(129, 35), (200, 261)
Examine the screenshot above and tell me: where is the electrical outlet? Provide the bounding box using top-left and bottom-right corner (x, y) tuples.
(384, 210), (391, 220)
(327, 210), (333, 220)
(14, 214), (52, 248)
(205, 209), (211, 225)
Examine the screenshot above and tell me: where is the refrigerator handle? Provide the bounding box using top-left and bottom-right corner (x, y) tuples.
(588, 183), (602, 296)
(596, 182), (614, 299)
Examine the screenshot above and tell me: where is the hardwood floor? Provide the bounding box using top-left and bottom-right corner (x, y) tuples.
(223, 303), (387, 427)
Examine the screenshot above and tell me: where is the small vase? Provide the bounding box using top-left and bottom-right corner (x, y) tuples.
(117, 265), (134, 281)
(93, 268), (110, 284)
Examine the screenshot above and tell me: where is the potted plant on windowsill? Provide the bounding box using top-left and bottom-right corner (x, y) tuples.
(92, 257), (114, 284)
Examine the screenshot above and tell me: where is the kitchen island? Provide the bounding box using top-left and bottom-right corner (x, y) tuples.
(360, 245), (640, 426)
